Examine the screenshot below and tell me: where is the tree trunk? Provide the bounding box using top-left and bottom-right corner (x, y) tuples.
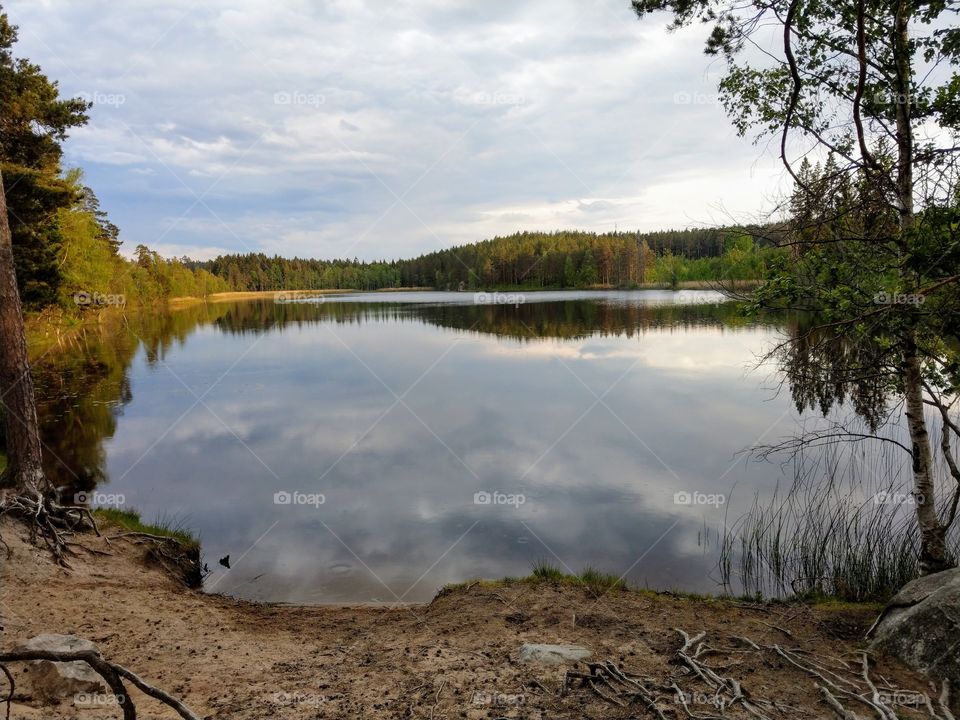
(887, 1), (949, 574)
(903, 334), (949, 573)
(0, 170), (48, 494)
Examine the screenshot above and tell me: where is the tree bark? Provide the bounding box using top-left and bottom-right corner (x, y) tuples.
(0, 170), (48, 493)
(903, 335), (949, 573)
(888, 1), (949, 574)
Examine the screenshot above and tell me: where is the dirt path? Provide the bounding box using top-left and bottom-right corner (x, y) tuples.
(0, 519), (943, 719)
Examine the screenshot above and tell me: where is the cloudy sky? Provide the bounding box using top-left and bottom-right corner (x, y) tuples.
(7, 0), (788, 261)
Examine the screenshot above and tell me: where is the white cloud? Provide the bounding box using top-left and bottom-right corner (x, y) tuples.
(6, 0), (785, 260)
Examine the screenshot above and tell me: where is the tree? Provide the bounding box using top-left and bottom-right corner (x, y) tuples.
(562, 255), (577, 287)
(631, 0), (960, 573)
(0, 4), (88, 307)
(0, 169), (46, 493)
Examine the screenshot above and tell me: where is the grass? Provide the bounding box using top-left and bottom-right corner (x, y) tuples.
(436, 559), (888, 608)
(437, 561), (629, 598)
(93, 507), (199, 549)
(530, 561), (627, 592)
(719, 442), (960, 604)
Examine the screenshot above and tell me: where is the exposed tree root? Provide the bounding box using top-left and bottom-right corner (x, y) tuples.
(0, 489), (100, 565)
(555, 629), (952, 719)
(0, 648), (200, 720)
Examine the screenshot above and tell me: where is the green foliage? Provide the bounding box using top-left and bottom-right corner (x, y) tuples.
(1, 164), (75, 306)
(48, 171), (230, 310)
(0, 6), (89, 307)
(200, 228), (783, 292)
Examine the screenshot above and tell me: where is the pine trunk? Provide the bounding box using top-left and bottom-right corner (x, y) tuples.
(0, 170), (48, 494)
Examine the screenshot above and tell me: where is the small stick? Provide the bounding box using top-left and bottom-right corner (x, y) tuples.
(429, 678), (446, 720)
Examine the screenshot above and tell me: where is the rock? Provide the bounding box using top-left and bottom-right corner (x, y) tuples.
(12, 634), (106, 702)
(869, 567), (960, 685)
(518, 643), (591, 664)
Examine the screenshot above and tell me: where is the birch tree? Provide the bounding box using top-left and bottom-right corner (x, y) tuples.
(631, 0), (960, 572)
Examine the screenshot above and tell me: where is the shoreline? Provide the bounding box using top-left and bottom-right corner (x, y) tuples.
(0, 515), (931, 720)
(24, 284), (751, 357)
(166, 281), (755, 306)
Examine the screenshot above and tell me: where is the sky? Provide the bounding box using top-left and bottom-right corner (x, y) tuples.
(7, 0), (789, 262)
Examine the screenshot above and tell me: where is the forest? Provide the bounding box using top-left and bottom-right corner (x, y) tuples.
(195, 227), (781, 293)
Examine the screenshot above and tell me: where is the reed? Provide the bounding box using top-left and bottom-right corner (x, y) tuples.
(719, 442), (959, 602)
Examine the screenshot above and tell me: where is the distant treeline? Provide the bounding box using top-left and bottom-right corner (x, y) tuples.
(195, 228), (784, 292)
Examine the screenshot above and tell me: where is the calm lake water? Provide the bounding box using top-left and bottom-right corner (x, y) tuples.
(34, 290), (801, 603)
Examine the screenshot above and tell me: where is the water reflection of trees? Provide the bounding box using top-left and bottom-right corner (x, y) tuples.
(32, 303), (233, 490)
(773, 318), (893, 433)
(31, 298), (778, 491)
(212, 298), (774, 340)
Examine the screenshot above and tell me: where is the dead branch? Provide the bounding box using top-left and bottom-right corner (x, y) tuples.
(0, 663), (12, 720)
(0, 648), (200, 720)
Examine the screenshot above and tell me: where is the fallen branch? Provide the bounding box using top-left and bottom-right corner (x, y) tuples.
(0, 648), (200, 720)
(0, 663), (12, 720)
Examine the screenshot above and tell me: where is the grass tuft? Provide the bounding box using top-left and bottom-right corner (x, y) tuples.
(530, 559), (568, 581)
(93, 507), (199, 549)
(719, 443), (960, 604)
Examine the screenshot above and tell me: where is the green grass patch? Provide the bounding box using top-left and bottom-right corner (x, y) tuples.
(530, 559), (569, 582)
(93, 507), (199, 549)
(524, 561), (628, 593)
(579, 567), (627, 592)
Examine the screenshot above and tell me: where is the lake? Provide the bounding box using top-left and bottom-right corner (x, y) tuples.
(34, 290), (801, 603)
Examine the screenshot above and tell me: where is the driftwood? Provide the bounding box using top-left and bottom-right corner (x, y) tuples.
(0, 648), (200, 720)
